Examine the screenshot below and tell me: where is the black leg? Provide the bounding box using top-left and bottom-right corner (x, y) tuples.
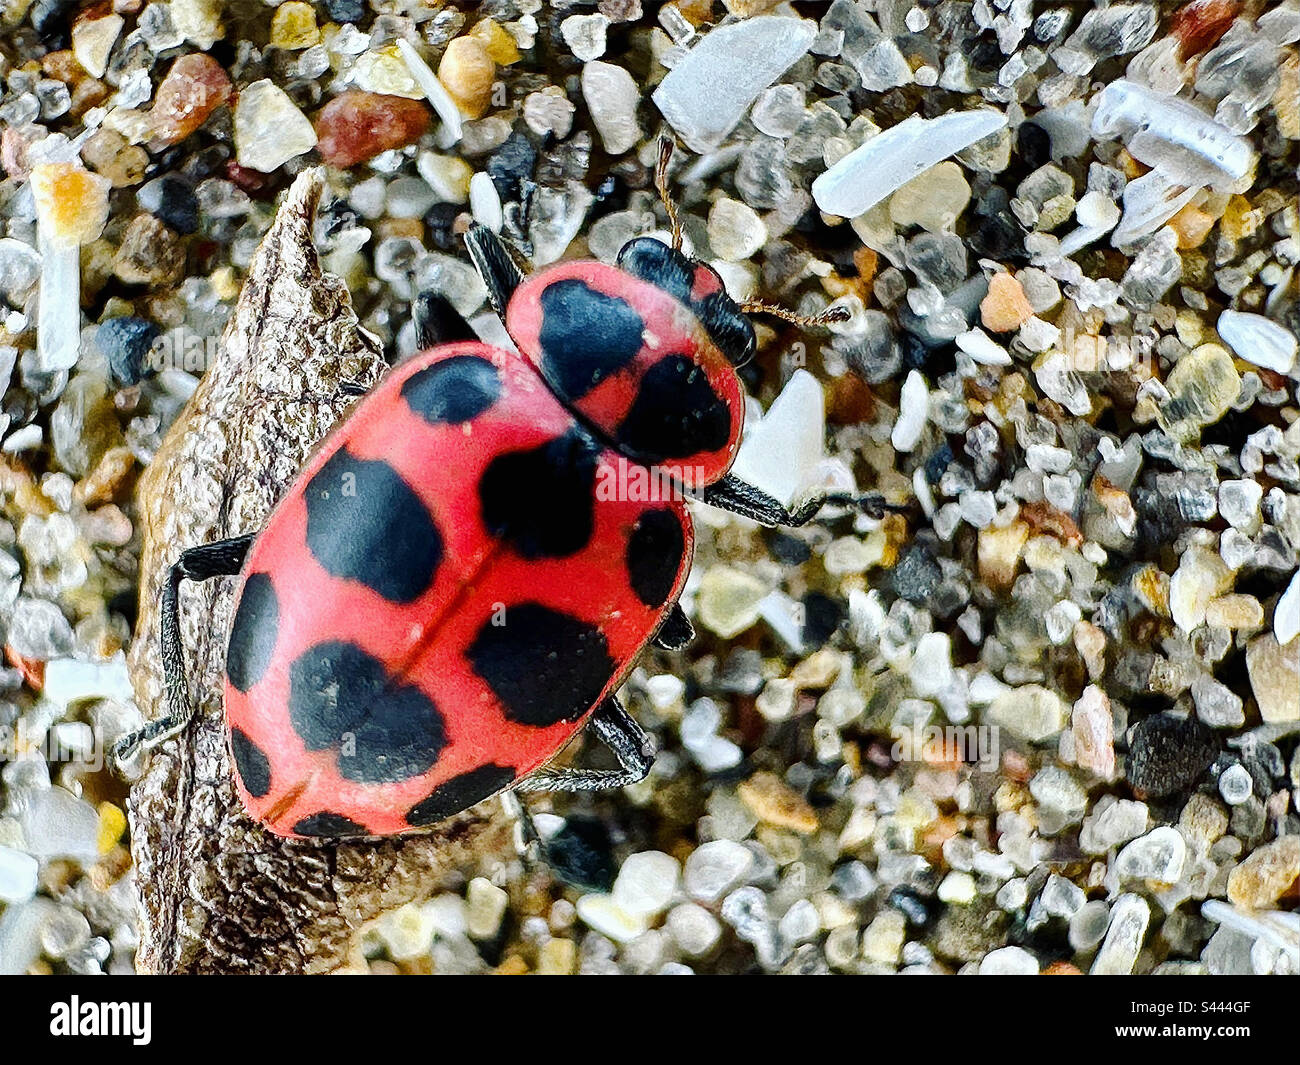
(414, 291), (476, 349)
(112, 534), (256, 767)
(652, 603), (694, 650)
(698, 475), (826, 527)
(464, 222), (524, 321)
(700, 475), (910, 527)
(513, 696), (654, 794)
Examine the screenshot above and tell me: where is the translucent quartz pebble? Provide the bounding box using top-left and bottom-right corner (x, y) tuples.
(1111, 169), (1200, 247)
(17, 787), (100, 862)
(1091, 892), (1150, 975)
(1217, 309), (1298, 375)
(812, 110), (1006, 218)
(1115, 826), (1187, 882)
(1091, 80), (1255, 189)
(652, 16), (817, 152)
(582, 61), (642, 154)
(31, 162), (111, 374)
(233, 80), (317, 173)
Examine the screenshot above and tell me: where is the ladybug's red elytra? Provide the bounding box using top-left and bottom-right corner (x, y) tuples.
(115, 142), (901, 839)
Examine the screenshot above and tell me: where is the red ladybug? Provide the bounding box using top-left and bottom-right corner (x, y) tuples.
(115, 145), (894, 838)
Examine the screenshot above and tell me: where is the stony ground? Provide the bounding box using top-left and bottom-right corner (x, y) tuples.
(0, 0), (1298, 974)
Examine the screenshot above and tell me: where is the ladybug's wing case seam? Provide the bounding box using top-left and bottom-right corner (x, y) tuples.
(223, 342), (692, 837)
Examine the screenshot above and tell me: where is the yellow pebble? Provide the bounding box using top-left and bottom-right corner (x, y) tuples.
(97, 802), (127, 854)
(469, 18), (521, 65)
(1219, 194), (1259, 243)
(438, 37), (496, 119)
(738, 771), (819, 834)
(207, 265), (239, 301)
(29, 162), (111, 245)
(1168, 203), (1215, 249)
(536, 938), (577, 975)
(978, 519), (1030, 592)
(1204, 594), (1264, 630)
(270, 1), (321, 49)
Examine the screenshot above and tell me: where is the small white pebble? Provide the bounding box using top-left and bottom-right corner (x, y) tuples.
(979, 945), (1039, 975)
(938, 870), (977, 904)
(891, 369), (928, 452)
(1275, 569), (1300, 646)
(1218, 763), (1254, 806)
(1218, 309), (1297, 375)
(575, 893), (649, 942)
(468, 171), (502, 233)
(0, 845), (39, 903)
(956, 327), (1012, 365)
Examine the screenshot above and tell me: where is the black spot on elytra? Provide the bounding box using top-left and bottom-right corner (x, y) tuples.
(467, 603), (615, 727)
(479, 428), (601, 558)
(226, 572), (279, 692)
(406, 763), (517, 826)
(288, 641), (447, 784)
(293, 811), (368, 837)
(401, 354), (501, 424)
(229, 727), (271, 798)
(617, 238), (755, 365)
(615, 355), (731, 463)
(538, 279), (645, 399)
(626, 509), (686, 608)
(305, 447), (442, 604)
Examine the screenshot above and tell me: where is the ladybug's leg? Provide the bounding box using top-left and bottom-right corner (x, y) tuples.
(414, 291), (476, 349)
(698, 475), (827, 527)
(111, 534), (256, 767)
(464, 223), (523, 321)
(700, 475), (908, 527)
(652, 603), (694, 650)
(514, 696), (654, 794)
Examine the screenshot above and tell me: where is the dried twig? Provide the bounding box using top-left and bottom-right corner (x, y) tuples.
(124, 169), (513, 974)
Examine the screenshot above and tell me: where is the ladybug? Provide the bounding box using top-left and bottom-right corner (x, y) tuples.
(115, 142), (897, 839)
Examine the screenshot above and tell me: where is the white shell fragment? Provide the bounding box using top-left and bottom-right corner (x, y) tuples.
(1109, 169), (1199, 247)
(1276, 570), (1300, 647)
(396, 38), (464, 144)
(729, 369), (825, 506)
(811, 110), (1007, 219)
(468, 171), (503, 233)
(1217, 310), (1298, 375)
(653, 16), (817, 153)
(1091, 80), (1255, 189)
(891, 369), (928, 452)
(956, 327), (1012, 365)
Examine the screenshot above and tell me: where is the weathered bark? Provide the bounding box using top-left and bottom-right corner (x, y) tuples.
(124, 168), (513, 974)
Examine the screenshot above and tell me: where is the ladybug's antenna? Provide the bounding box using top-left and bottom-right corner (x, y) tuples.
(738, 300), (852, 328)
(655, 135), (684, 252)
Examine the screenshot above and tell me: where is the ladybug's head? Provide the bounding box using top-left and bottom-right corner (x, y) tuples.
(505, 139), (846, 490)
(506, 236), (753, 488)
